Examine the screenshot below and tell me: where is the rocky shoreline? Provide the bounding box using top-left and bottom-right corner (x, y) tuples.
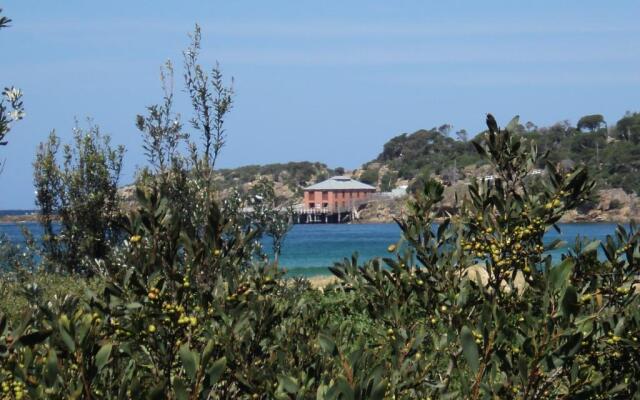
(354, 187), (640, 224)
(0, 213), (40, 224)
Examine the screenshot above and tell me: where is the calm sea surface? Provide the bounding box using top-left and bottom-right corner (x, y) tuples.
(0, 220), (623, 277)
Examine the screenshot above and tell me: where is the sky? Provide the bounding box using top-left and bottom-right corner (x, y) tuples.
(1, 0), (639, 208)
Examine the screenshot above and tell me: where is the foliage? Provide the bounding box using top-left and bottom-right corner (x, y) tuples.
(616, 111), (640, 144)
(216, 161), (339, 196)
(326, 116), (639, 398)
(245, 179), (293, 264)
(136, 61), (187, 175)
(183, 24), (234, 170)
(380, 171), (398, 192)
(358, 168), (379, 185)
(378, 128), (480, 180)
(32, 125), (125, 274)
(0, 271), (102, 326)
(0, 87), (25, 149)
(0, 234), (33, 274)
(374, 113), (640, 194)
(0, 8), (25, 173)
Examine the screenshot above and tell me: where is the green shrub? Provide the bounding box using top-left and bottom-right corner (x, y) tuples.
(359, 168), (379, 185)
(380, 171), (398, 192)
(33, 126), (125, 275)
(326, 117), (639, 398)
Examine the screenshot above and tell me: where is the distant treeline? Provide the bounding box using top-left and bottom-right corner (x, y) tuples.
(213, 112), (640, 196)
(363, 112), (640, 194)
(216, 162), (344, 195)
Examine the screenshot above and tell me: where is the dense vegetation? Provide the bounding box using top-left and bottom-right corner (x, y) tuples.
(3, 108), (640, 397)
(1, 15), (640, 399)
(216, 162), (342, 196)
(368, 113), (640, 195)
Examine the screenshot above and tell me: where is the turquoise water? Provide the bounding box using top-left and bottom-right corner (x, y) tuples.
(0, 221), (623, 277)
(271, 223), (620, 276)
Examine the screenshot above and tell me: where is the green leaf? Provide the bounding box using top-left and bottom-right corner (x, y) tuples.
(207, 357), (226, 386)
(460, 326), (480, 373)
(149, 382), (166, 400)
(278, 375), (300, 394)
(45, 348), (58, 387)
(318, 333), (336, 354)
(545, 239), (566, 250)
(370, 378), (388, 400)
(582, 240), (601, 254)
(59, 326), (75, 352)
(549, 258), (574, 292)
(335, 376), (354, 400)
(517, 356), (528, 383)
(576, 315), (594, 336)
(95, 343), (113, 371)
(125, 302), (143, 309)
(179, 344), (198, 381)
(76, 315), (92, 345)
(505, 115), (520, 132)
(614, 317), (626, 336)
(174, 378), (188, 400)
(201, 339), (215, 365)
(560, 286), (579, 318)
(0, 314), (6, 336)
(17, 329), (52, 346)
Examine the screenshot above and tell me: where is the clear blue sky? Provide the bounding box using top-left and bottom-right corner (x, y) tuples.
(1, 1), (639, 208)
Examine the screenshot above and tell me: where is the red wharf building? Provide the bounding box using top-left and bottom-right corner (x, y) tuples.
(303, 176), (376, 213)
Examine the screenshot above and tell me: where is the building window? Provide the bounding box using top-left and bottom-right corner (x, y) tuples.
(322, 191), (328, 200)
(322, 202), (328, 208)
(309, 202), (315, 208)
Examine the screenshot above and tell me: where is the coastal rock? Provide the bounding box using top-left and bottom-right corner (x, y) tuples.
(356, 187), (640, 224)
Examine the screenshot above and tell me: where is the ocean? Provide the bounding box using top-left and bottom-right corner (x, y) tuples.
(0, 219), (623, 277)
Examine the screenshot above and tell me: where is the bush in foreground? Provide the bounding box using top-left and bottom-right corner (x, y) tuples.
(1, 116), (639, 399)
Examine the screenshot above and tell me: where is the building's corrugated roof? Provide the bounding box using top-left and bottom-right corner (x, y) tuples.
(304, 176), (376, 191)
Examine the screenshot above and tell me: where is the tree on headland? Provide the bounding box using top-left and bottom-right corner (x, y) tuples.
(438, 123), (452, 136)
(615, 111), (640, 144)
(577, 114), (605, 132)
(525, 121), (537, 132)
(455, 129), (468, 142)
